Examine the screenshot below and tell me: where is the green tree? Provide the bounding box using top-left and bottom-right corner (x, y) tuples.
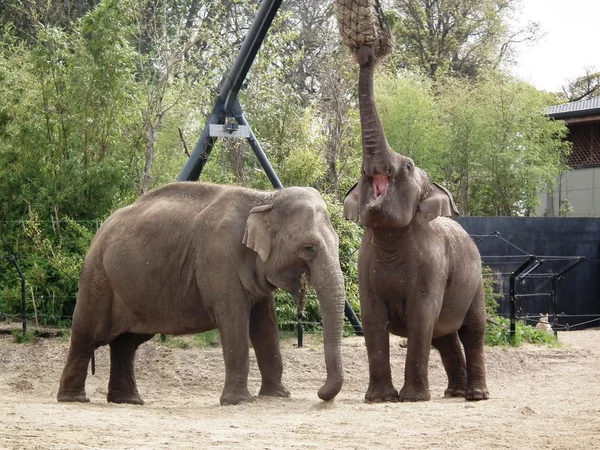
(389, 0), (540, 79)
(375, 71), (447, 179)
(437, 73), (570, 215)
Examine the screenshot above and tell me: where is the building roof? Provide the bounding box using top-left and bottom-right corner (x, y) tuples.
(547, 97), (600, 119)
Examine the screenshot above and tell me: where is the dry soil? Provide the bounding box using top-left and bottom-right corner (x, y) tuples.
(1, 329), (599, 449)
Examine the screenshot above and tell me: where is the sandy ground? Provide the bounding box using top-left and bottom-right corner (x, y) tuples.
(0, 329), (599, 450)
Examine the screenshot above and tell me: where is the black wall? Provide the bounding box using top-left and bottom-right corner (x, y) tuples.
(459, 217), (600, 329)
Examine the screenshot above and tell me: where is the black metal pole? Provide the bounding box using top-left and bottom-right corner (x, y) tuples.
(221, 0), (283, 114)
(509, 256), (537, 340)
(549, 256), (585, 338)
(296, 313), (303, 348)
(551, 276), (558, 339)
(235, 113), (283, 189)
(177, 114), (220, 181)
(175, 0), (364, 344)
(177, 0), (283, 182)
(344, 300), (363, 336)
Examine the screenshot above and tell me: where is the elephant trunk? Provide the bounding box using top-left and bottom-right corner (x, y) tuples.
(357, 46), (393, 175)
(309, 259), (345, 401)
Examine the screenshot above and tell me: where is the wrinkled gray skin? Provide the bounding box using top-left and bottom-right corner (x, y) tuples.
(343, 46), (489, 402)
(57, 182), (345, 406)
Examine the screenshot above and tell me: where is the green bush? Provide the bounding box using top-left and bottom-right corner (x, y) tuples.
(273, 196), (362, 333)
(482, 265), (555, 346)
(0, 213), (95, 327)
(486, 317), (556, 347)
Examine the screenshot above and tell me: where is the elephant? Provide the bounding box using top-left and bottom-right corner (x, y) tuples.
(343, 45), (489, 402)
(57, 182), (345, 406)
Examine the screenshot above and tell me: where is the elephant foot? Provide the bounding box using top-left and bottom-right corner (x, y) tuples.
(444, 386), (466, 398)
(258, 382), (291, 398)
(466, 386), (489, 401)
(107, 391), (145, 405)
(399, 385), (431, 402)
(57, 389), (90, 403)
(365, 385), (399, 403)
(220, 389), (255, 406)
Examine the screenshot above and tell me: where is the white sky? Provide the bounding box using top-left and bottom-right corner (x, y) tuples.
(511, 0), (600, 93)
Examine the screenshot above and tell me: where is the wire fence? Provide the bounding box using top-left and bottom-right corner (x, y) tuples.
(1, 225), (598, 337)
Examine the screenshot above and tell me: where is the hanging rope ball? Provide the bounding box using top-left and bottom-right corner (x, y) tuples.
(335, 0), (393, 62)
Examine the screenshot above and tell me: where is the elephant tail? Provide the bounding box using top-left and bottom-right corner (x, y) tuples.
(91, 350), (96, 376)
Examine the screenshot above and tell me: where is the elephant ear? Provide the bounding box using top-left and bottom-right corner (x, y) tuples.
(419, 182), (460, 223)
(343, 182), (361, 224)
(243, 204), (272, 262)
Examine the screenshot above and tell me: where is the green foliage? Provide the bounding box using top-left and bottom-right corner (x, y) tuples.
(483, 266), (557, 347)
(1, 214), (95, 326)
(375, 70), (570, 216)
(156, 335), (190, 350)
(193, 330), (221, 348)
(0, 0), (573, 331)
(482, 266), (503, 318)
(153, 331), (222, 349)
(486, 317), (557, 347)
(375, 72), (446, 178)
(388, 0), (540, 80)
(12, 329), (34, 343)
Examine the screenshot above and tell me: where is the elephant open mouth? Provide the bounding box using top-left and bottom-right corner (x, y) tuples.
(373, 175), (389, 199)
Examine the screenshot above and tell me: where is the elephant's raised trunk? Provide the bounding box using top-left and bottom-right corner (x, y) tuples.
(309, 259), (345, 401)
(357, 46), (393, 176)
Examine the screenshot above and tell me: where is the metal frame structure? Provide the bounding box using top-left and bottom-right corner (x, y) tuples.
(473, 232), (587, 340)
(176, 0), (363, 344)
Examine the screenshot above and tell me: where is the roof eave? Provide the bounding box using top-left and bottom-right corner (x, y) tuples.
(547, 107), (600, 120)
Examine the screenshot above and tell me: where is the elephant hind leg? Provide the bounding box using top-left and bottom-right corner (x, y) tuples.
(458, 283), (490, 401)
(432, 332), (467, 398)
(57, 335), (96, 403)
(107, 333), (154, 405)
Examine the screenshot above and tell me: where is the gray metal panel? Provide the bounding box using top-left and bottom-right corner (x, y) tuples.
(459, 216), (600, 327)
(547, 96), (600, 118)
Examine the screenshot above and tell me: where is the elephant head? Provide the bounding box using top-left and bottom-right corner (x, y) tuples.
(344, 46), (459, 228)
(243, 187), (344, 400)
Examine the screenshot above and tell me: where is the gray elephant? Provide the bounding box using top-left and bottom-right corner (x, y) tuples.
(57, 182), (345, 406)
(343, 46), (489, 402)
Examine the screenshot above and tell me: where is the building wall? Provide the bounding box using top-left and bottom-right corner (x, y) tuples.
(537, 167), (600, 217)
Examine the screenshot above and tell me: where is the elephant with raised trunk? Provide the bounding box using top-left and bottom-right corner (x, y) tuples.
(344, 46), (489, 402)
(57, 182), (345, 406)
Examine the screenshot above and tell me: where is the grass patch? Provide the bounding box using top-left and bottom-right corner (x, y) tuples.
(154, 331), (221, 349)
(486, 317), (559, 347)
(155, 335), (190, 349)
(192, 330), (220, 348)
(11, 329), (34, 343)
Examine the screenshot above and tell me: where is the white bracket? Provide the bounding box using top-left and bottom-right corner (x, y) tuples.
(209, 123), (251, 138)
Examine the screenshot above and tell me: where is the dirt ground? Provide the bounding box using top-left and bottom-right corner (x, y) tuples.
(0, 329), (599, 450)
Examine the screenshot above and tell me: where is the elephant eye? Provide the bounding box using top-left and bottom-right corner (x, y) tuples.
(299, 244), (316, 258)
(406, 162), (414, 171)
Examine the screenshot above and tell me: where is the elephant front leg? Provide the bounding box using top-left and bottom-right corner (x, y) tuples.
(400, 318), (434, 402)
(362, 297), (398, 402)
(217, 304), (254, 406)
(107, 333), (153, 405)
(250, 300), (290, 398)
